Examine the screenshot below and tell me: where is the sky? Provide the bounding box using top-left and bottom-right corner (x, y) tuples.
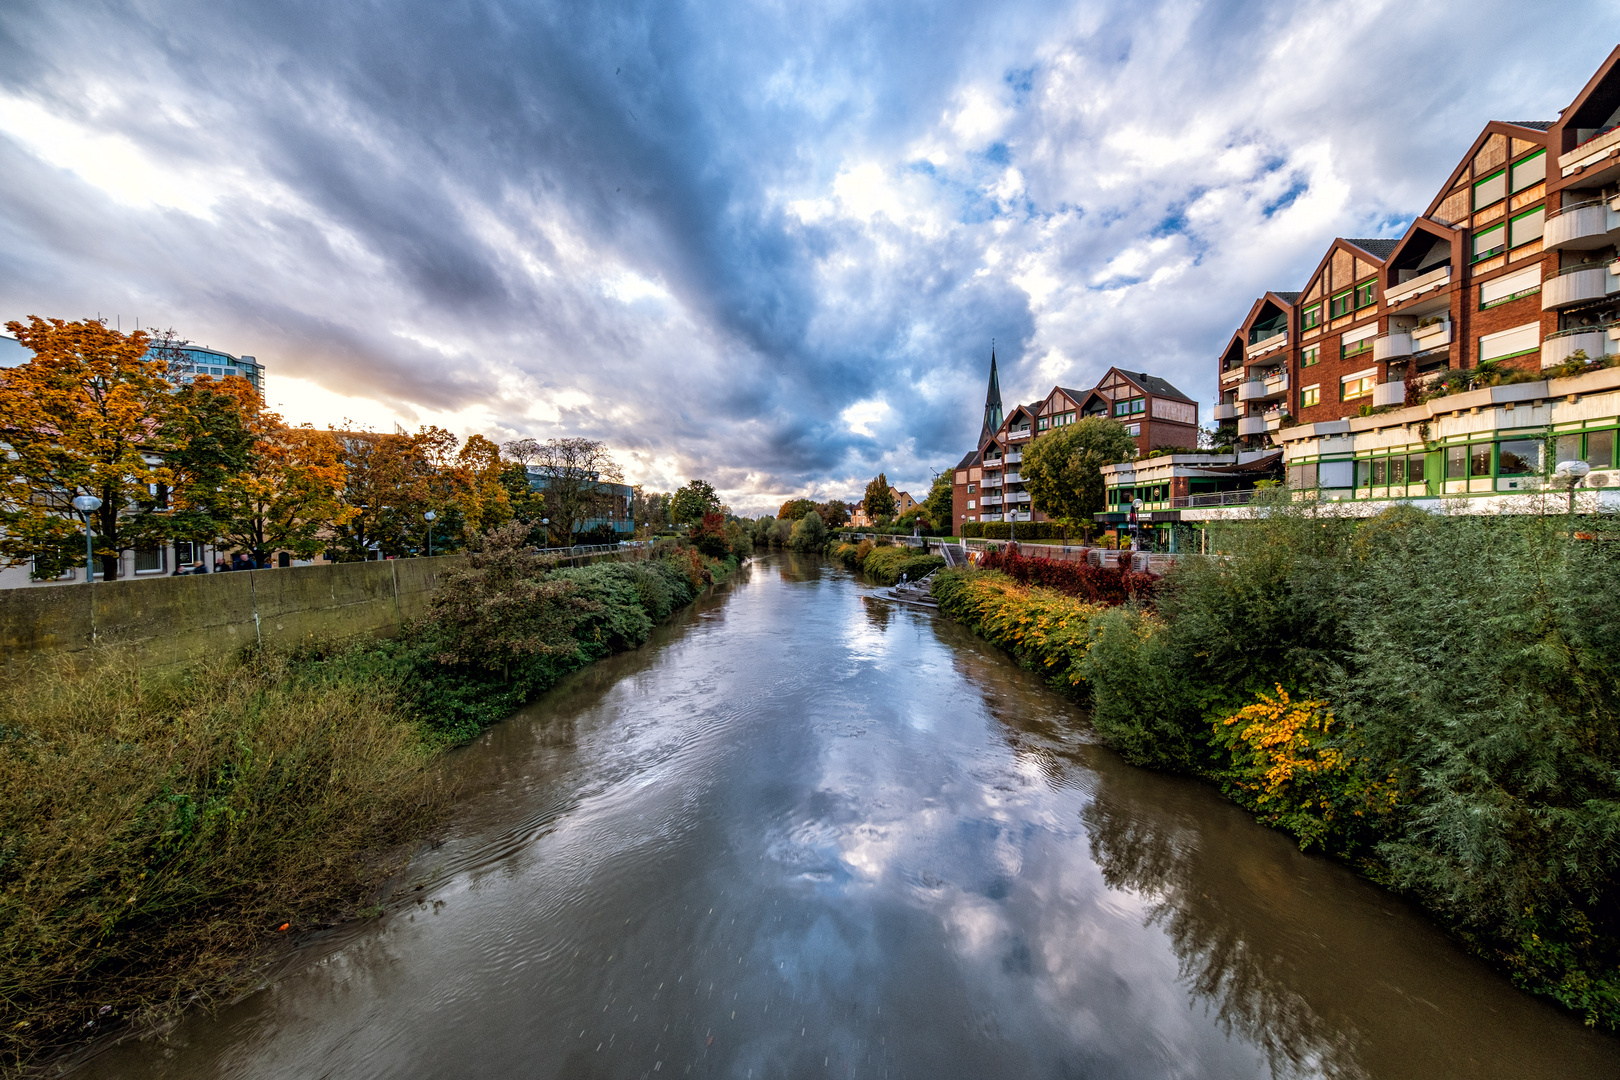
(1, 1), (1616, 513)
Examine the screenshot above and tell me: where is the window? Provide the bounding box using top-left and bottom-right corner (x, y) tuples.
(1125, 423), (1141, 436)
(1355, 280), (1376, 308)
(1389, 457), (1406, 485)
(1510, 207), (1544, 248)
(1301, 305), (1322, 330)
(1037, 417), (1049, 430)
(1473, 169), (1506, 209)
(1473, 224), (1505, 262)
(1341, 374), (1376, 401)
(1300, 385), (1320, 408)
(1301, 345), (1320, 366)
(1114, 401), (1129, 417)
(1319, 460), (1353, 487)
(1130, 397), (1146, 414)
(1588, 429), (1615, 469)
(1287, 462), (1318, 490)
(1356, 459), (1373, 488)
(1342, 336), (1372, 360)
(1330, 290), (1353, 319)
(1479, 321), (1540, 362)
(1371, 458), (1387, 486)
(967, 483), (975, 493)
(966, 500), (976, 509)
(1408, 453), (1427, 486)
(134, 548), (165, 574)
(1470, 443), (1493, 478)
(1446, 446), (1467, 479)
(1497, 439), (1543, 476)
(175, 541), (199, 566)
(1479, 265), (1541, 307)
(1510, 150), (1545, 193)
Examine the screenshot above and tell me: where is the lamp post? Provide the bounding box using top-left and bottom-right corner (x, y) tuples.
(423, 510), (436, 557)
(71, 494), (102, 582)
(1554, 460), (1591, 515)
(542, 517), (550, 549)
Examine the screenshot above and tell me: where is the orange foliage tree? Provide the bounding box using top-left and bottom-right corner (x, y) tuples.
(0, 318), (178, 579)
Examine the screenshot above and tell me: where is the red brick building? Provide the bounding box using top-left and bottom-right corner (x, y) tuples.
(1215, 47), (1620, 441)
(950, 351), (1197, 531)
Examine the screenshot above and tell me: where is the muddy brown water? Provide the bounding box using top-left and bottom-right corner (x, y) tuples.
(84, 555), (1620, 1079)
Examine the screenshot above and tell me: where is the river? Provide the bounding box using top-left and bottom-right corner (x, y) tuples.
(85, 555), (1619, 1079)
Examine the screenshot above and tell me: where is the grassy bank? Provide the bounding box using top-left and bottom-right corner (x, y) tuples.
(932, 504), (1620, 1027)
(826, 538), (944, 584)
(0, 528), (740, 1070)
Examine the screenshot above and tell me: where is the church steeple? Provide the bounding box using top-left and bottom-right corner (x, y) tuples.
(980, 345), (1004, 443)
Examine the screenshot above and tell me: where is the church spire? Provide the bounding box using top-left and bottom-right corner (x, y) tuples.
(980, 344), (1003, 443)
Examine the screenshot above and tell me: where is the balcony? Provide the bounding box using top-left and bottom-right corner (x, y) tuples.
(980, 496), (1004, 507)
(1263, 408), (1290, 432)
(1246, 330), (1288, 359)
(1007, 427), (1033, 441)
(1004, 472), (1022, 483)
(1237, 416), (1267, 436)
(1004, 452), (1022, 464)
(1543, 201), (1620, 252)
(1542, 261), (1620, 310)
(1540, 325), (1619, 368)
(1372, 380), (1407, 408)
(1373, 332), (1412, 362)
(980, 513), (1003, 522)
(1213, 402), (1238, 421)
(1385, 264), (1451, 306)
(1238, 373), (1289, 402)
(1411, 320), (1452, 351)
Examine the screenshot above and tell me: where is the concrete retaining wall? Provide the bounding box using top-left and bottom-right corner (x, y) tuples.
(0, 556), (465, 675)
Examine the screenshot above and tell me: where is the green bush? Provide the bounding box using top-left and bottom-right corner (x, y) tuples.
(860, 545), (944, 585)
(961, 521), (1071, 540)
(789, 510), (827, 551)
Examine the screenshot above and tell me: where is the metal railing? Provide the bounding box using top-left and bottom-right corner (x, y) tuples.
(1168, 490), (1258, 509)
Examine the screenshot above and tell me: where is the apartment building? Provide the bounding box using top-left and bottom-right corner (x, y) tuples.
(950, 351), (1197, 531)
(1208, 44), (1620, 510)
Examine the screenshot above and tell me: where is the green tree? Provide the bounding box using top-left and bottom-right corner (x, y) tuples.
(863, 473), (896, 520)
(671, 479), (721, 525)
(922, 471), (954, 531)
(778, 497), (816, 521)
(789, 510), (827, 551)
(1021, 417), (1137, 523)
(499, 461), (549, 546)
(814, 499), (850, 528)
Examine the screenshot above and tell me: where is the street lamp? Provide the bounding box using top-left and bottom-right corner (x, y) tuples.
(1131, 498), (1144, 551)
(71, 494), (102, 582)
(1554, 460), (1591, 514)
(423, 510), (436, 557)
(542, 517), (550, 548)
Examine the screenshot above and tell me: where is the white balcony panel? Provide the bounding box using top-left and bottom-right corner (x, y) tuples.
(1246, 331), (1288, 358)
(1543, 265), (1620, 310)
(1541, 328), (1617, 368)
(1263, 410), (1290, 432)
(1411, 320), (1452, 350)
(1213, 402), (1238, 420)
(1385, 265), (1451, 305)
(1372, 381), (1406, 407)
(1544, 203), (1620, 252)
(1264, 372), (1290, 393)
(1373, 333), (1413, 362)
(1237, 416), (1268, 436)
(1007, 429), (1032, 441)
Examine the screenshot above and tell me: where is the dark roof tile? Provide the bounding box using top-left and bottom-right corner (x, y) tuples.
(1345, 238), (1398, 259)
(1500, 120), (1554, 131)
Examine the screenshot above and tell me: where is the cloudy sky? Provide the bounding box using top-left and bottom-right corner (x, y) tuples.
(1, 1), (1615, 511)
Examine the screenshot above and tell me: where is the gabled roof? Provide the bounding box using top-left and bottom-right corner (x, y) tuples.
(955, 448), (980, 470)
(1344, 238), (1398, 260)
(1272, 291), (1301, 303)
(1114, 370), (1194, 402)
(1501, 120), (1554, 131)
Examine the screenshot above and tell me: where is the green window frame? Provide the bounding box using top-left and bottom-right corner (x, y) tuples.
(1473, 224), (1505, 263)
(1341, 374), (1375, 401)
(1446, 445), (1467, 480)
(1300, 385), (1320, 408)
(1510, 150), (1545, 194)
(1469, 442), (1493, 478)
(1473, 169), (1506, 210)
(1114, 401), (1129, 417)
(1301, 304), (1322, 330)
(1355, 280), (1376, 308)
(1509, 207), (1544, 248)
(1342, 336), (1372, 360)
(1130, 397), (1146, 414)
(1330, 290), (1353, 319)
(1301, 345), (1320, 366)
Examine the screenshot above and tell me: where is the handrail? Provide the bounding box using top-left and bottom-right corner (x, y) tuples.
(1543, 322), (1617, 340)
(1546, 198), (1605, 219)
(1554, 258), (1617, 277)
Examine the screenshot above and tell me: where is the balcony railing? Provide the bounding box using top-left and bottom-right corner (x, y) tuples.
(1169, 489), (1257, 509)
(1213, 402), (1238, 420)
(1238, 374), (1288, 402)
(1007, 428), (1033, 441)
(1411, 320), (1452, 350)
(1246, 330), (1288, 357)
(1373, 332), (1413, 362)
(1542, 261), (1620, 310)
(1372, 380), (1407, 408)
(1541, 324), (1619, 368)
(1544, 200), (1620, 252)
(1385, 264), (1451, 306)
(1004, 452), (1022, 464)
(1237, 416), (1267, 436)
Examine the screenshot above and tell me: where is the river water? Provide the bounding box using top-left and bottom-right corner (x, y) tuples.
(87, 555), (1619, 1080)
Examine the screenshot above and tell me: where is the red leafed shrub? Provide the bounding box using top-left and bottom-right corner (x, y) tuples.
(979, 546), (1157, 606)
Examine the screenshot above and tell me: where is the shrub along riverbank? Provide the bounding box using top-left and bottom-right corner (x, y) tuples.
(0, 526), (740, 1070)
(933, 503), (1620, 1027)
(826, 538), (945, 584)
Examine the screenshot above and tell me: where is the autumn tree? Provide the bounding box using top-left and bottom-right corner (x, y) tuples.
(863, 473), (897, 521)
(1021, 416), (1137, 523)
(509, 437), (625, 546)
(0, 318), (178, 580)
(814, 499), (850, 528)
(670, 478), (721, 526)
(778, 497), (816, 521)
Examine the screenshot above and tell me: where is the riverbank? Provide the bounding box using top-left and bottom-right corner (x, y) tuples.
(825, 538), (943, 584)
(0, 529), (741, 1072)
(932, 503), (1620, 1028)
